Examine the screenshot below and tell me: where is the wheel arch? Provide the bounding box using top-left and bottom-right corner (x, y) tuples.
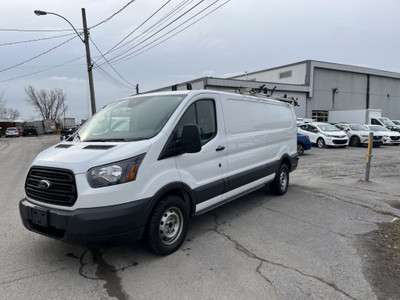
(144, 182), (196, 225)
(278, 154), (293, 172)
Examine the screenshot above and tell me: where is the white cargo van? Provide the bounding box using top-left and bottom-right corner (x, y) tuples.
(19, 90), (298, 255)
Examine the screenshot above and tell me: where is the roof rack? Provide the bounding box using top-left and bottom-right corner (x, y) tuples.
(235, 85), (299, 106)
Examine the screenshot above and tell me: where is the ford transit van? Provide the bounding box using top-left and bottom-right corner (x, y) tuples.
(19, 90), (298, 255)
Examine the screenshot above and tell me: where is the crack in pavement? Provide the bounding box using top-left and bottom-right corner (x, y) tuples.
(0, 267), (68, 285)
(294, 185), (400, 218)
(207, 212), (359, 300)
(248, 202), (349, 238)
(256, 261), (278, 297)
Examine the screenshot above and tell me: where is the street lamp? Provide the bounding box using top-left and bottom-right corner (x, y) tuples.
(34, 9), (97, 115)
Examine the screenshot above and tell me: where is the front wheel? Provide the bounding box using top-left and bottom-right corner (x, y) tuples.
(145, 195), (189, 255)
(269, 164), (289, 195)
(349, 136), (360, 147)
(317, 138), (325, 148)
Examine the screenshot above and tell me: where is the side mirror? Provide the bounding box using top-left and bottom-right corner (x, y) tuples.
(181, 124), (202, 153)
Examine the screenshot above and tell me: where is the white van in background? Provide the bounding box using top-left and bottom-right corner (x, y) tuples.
(19, 90), (298, 255)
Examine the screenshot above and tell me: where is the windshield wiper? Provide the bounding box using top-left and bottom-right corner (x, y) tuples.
(83, 138), (126, 142)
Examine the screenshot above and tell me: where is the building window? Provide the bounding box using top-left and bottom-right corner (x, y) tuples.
(312, 110), (328, 122)
(279, 70), (292, 79)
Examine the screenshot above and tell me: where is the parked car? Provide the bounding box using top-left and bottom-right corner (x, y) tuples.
(371, 117), (400, 132)
(296, 118), (313, 127)
(5, 127), (19, 137)
(297, 122), (348, 148)
(334, 123), (383, 147)
(60, 126), (79, 141)
(297, 133), (311, 155)
(392, 120), (400, 129)
(23, 126), (38, 137)
(364, 125), (400, 145)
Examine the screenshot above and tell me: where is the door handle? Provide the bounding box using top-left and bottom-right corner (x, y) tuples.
(216, 146), (225, 151)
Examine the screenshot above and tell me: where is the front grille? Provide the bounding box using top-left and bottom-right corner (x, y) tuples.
(333, 139), (348, 145)
(390, 136), (400, 141)
(25, 167), (77, 206)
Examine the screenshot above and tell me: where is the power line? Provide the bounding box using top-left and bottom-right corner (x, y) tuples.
(93, 62), (135, 90)
(0, 35), (79, 73)
(97, 0), (172, 61)
(0, 33), (76, 47)
(98, 0), (195, 64)
(100, 0), (205, 66)
(89, 0), (137, 29)
(101, 0), (194, 63)
(105, 0), (228, 66)
(0, 56), (85, 83)
(89, 37), (135, 88)
(116, 0), (231, 64)
(0, 28), (75, 32)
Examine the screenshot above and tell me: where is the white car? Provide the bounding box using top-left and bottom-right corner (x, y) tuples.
(297, 122), (348, 148)
(335, 123), (383, 147)
(5, 127), (19, 137)
(365, 125), (400, 145)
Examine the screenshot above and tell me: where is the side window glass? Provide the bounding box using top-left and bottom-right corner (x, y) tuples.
(197, 101), (216, 144)
(175, 100), (217, 145)
(175, 104), (196, 139)
(371, 118), (379, 125)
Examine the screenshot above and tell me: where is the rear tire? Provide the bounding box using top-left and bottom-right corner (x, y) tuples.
(317, 138), (325, 148)
(269, 164), (289, 195)
(145, 195), (189, 255)
(297, 143), (305, 156)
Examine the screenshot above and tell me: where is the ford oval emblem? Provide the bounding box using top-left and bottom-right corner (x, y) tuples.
(38, 180), (52, 190)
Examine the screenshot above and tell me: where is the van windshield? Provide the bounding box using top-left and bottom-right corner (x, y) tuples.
(76, 94), (186, 142)
(378, 117), (396, 127)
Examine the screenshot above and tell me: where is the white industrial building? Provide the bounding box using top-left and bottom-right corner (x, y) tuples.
(148, 60), (400, 121)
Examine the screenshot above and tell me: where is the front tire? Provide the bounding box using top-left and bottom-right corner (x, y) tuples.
(349, 136), (360, 147)
(145, 195), (189, 255)
(270, 164), (289, 195)
(317, 138), (325, 148)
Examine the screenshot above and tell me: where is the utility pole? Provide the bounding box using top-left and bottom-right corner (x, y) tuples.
(34, 8), (97, 116)
(81, 8), (96, 115)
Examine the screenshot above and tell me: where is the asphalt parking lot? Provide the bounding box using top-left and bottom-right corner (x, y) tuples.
(0, 135), (399, 300)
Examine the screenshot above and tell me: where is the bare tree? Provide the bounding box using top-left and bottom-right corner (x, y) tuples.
(24, 86), (68, 121)
(0, 91), (21, 120)
(0, 92), (7, 119)
(7, 108), (20, 120)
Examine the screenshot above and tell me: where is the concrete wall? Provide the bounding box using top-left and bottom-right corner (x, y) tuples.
(308, 68), (368, 117)
(369, 76), (400, 120)
(233, 62), (307, 85)
(308, 68), (400, 120)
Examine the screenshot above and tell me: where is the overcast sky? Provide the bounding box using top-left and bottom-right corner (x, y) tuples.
(1, 0), (399, 121)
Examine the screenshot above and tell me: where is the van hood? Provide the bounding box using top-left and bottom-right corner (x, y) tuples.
(32, 140), (152, 174)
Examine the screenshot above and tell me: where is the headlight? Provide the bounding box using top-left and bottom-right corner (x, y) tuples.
(87, 154), (145, 188)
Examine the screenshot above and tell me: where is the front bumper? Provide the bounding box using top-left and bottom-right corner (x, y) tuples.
(325, 138), (348, 146)
(19, 197), (150, 246)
